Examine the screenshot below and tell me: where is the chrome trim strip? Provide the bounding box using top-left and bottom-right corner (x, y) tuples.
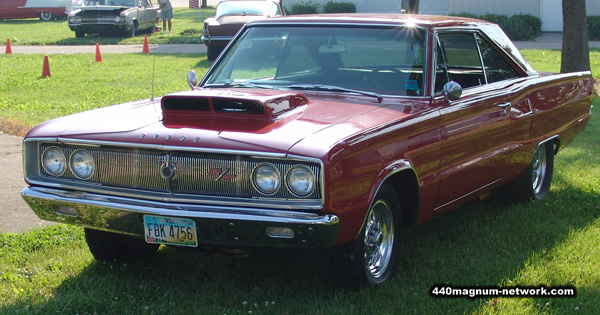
(51, 137), (289, 159)
(354, 162), (418, 240)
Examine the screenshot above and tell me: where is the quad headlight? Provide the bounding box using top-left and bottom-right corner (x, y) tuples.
(70, 150), (95, 179)
(286, 165), (315, 196)
(252, 163), (281, 195)
(41, 147), (66, 176)
(41, 147), (95, 179)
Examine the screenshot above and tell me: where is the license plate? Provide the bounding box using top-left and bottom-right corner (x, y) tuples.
(143, 215), (198, 247)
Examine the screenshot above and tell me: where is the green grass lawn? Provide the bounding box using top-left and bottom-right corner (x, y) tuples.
(0, 8), (214, 45)
(0, 50), (598, 314)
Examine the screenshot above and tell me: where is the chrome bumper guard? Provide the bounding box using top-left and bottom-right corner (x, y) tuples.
(21, 186), (339, 248)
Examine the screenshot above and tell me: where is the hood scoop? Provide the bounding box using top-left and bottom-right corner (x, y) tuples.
(161, 89), (308, 131)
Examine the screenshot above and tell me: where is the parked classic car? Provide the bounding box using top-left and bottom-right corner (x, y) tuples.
(201, 0), (285, 60)
(22, 14), (593, 286)
(67, 0), (159, 38)
(0, 0), (69, 21)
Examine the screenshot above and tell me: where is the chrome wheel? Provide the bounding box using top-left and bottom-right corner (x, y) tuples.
(501, 142), (554, 202)
(363, 199), (395, 279)
(531, 146), (547, 195)
(39, 11), (54, 21)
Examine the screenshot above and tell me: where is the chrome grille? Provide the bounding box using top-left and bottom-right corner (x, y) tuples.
(39, 143), (322, 201)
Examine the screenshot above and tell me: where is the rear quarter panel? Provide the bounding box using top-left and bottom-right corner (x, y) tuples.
(507, 71), (593, 178)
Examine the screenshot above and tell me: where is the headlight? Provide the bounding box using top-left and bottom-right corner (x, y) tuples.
(286, 165), (315, 196)
(114, 16), (125, 23)
(70, 150), (95, 179)
(42, 147), (66, 176)
(252, 163), (281, 195)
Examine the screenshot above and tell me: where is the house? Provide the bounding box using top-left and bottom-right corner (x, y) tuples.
(284, 0), (600, 32)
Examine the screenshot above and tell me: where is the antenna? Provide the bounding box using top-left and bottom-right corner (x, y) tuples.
(151, 28), (157, 100)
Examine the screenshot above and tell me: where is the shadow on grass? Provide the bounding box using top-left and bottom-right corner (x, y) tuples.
(3, 181), (599, 314)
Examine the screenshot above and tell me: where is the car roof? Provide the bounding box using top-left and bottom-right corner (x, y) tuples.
(248, 13), (490, 29)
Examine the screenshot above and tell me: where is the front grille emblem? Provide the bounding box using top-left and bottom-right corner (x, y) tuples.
(208, 168), (236, 182)
(160, 154), (177, 180)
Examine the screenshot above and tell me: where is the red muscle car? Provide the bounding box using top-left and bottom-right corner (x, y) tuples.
(22, 14), (593, 286)
(0, 0), (69, 21)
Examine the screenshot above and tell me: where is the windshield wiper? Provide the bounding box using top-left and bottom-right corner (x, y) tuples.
(287, 84), (383, 103)
(203, 81), (277, 90)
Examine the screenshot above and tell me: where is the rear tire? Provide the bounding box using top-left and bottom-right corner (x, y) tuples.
(39, 12), (54, 21)
(84, 228), (159, 260)
(503, 142), (554, 202)
(336, 183), (401, 287)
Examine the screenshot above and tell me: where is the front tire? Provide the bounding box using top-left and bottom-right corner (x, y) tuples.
(84, 228), (159, 260)
(128, 22), (137, 37)
(75, 31), (85, 38)
(336, 183), (401, 287)
(39, 11), (54, 21)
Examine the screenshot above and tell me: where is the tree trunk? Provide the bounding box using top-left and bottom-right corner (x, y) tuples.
(561, 0), (590, 73)
(201, 0), (207, 9)
(408, 0), (419, 14)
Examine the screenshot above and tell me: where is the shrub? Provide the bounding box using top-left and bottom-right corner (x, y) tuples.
(480, 13), (509, 31)
(288, 1), (319, 14)
(588, 16), (600, 40)
(323, 1), (356, 13)
(449, 12), (479, 19)
(506, 14), (541, 40)
(449, 12), (541, 41)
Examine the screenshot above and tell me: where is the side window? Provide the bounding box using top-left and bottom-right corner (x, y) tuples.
(476, 35), (522, 83)
(437, 33), (485, 90)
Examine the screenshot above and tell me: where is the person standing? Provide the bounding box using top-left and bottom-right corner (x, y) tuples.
(158, 0), (173, 34)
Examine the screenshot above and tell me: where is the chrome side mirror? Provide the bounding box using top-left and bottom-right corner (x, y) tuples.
(187, 70), (199, 90)
(442, 81), (462, 102)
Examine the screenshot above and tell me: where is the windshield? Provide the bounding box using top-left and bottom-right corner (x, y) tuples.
(215, 1), (281, 19)
(204, 25), (427, 97)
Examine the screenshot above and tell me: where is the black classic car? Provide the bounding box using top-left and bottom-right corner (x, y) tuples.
(68, 0), (159, 38)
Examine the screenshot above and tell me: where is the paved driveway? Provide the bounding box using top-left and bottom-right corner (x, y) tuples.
(0, 132), (52, 233)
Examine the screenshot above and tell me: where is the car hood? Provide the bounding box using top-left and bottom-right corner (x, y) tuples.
(26, 88), (418, 157)
(70, 5), (130, 14)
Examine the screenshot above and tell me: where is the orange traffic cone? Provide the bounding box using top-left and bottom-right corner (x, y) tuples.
(41, 55), (51, 78)
(142, 35), (149, 53)
(5, 38), (12, 54)
(95, 43), (102, 62)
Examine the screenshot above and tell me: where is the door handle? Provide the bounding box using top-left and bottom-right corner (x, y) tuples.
(494, 102), (511, 116)
(493, 102), (511, 108)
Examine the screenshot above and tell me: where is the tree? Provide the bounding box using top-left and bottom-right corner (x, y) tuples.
(402, 0), (419, 13)
(201, 0), (207, 9)
(561, 0), (590, 73)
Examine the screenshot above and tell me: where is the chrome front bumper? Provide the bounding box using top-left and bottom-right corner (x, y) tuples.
(21, 186), (339, 248)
